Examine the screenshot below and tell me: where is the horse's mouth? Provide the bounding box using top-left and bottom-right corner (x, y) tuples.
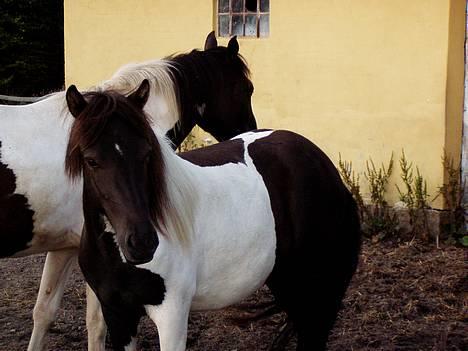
(125, 255), (154, 265)
(123, 247), (155, 265)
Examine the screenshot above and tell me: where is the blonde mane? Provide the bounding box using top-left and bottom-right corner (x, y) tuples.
(94, 59), (181, 132)
(154, 128), (197, 247)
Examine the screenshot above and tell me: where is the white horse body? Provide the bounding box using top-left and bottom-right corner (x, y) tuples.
(0, 94), (83, 256)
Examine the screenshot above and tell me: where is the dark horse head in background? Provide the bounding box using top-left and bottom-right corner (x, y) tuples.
(166, 32), (257, 146)
(65, 80), (163, 264)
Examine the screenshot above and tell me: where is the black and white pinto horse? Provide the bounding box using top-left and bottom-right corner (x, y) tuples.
(65, 81), (361, 351)
(0, 32), (256, 350)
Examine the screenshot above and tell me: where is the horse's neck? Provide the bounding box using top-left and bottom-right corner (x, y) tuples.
(167, 58), (210, 139)
(144, 89), (180, 136)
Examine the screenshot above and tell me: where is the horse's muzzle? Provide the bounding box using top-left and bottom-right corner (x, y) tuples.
(124, 231), (159, 265)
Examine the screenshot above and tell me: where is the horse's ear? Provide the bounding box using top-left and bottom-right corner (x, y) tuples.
(227, 36), (239, 55)
(128, 79), (151, 109)
(66, 85), (87, 118)
(204, 31), (218, 50)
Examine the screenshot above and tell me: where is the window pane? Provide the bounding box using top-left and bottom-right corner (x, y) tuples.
(218, 15), (230, 37)
(218, 0), (229, 13)
(245, 0), (257, 12)
(245, 15), (257, 37)
(259, 14), (269, 37)
(260, 0), (269, 12)
(232, 15), (244, 36)
(232, 0), (243, 13)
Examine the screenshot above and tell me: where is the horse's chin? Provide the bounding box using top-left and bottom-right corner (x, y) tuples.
(122, 249), (154, 265)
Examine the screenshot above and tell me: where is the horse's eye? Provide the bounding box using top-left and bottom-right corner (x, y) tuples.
(85, 158), (99, 169)
(144, 153), (151, 163)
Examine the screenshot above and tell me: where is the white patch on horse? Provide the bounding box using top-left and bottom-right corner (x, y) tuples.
(115, 143), (123, 156)
(196, 103), (206, 117)
(232, 130), (274, 167)
(102, 216), (115, 233)
(137, 130), (277, 313)
(112, 235), (127, 263)
(102, 215), (127, 263)
(124, 337), (137, 351)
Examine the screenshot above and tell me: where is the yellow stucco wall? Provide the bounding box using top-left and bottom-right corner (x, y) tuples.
(64, 0), (466, 209)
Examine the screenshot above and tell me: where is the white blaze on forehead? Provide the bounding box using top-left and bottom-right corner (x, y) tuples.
(115, 143), (124, 155)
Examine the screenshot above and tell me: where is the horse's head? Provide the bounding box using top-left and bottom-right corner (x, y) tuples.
(196, 32), (257, 140)
(65, 80), (167, 264)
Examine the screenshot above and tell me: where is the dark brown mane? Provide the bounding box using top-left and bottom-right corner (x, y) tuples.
(65, 90), (169, 233)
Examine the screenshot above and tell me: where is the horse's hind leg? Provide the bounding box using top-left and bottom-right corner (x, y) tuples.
(269, 318), (295, 351)
(268, 275), (342, 351)
(27, 248), (77, 351)
(294, 288), (344, 351)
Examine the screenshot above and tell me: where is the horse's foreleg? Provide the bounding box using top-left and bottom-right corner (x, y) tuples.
(86, 284), (107, 351)
(27, 248), (78, 351)
(146, 297), (191, 351)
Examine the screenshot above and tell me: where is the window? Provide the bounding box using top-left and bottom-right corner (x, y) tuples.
(217, 0), (270, 38)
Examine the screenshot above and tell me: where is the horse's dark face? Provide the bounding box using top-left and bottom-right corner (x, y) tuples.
(66, 81), (164, 265)
(198, 34), (257, 140)
(83, 119), (157, 264)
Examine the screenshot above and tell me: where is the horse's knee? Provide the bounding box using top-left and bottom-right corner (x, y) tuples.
(28, 302), (57, 351)
(32, 299), (56, 328)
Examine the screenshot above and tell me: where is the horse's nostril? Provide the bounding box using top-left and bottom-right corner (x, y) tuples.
(126, 234), (137, 250)
(126, 233), (158, 253)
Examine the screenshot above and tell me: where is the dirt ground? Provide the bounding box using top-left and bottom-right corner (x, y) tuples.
(0, 240), (466, 351)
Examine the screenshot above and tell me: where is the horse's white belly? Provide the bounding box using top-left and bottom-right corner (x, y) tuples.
(189, 164), (277, 311)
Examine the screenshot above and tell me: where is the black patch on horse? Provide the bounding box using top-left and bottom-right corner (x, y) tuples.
(0, 141), (34, 257)
(79, 230), (166, 348)
(247, 130), (361, 350)
(179, 138), (245, 167)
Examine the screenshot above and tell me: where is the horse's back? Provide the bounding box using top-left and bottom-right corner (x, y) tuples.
(246, 129), (358, 236)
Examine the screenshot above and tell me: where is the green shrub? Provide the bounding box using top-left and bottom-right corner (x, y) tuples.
(396, 150), (430, 240)
(435, 154), (466, 246)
